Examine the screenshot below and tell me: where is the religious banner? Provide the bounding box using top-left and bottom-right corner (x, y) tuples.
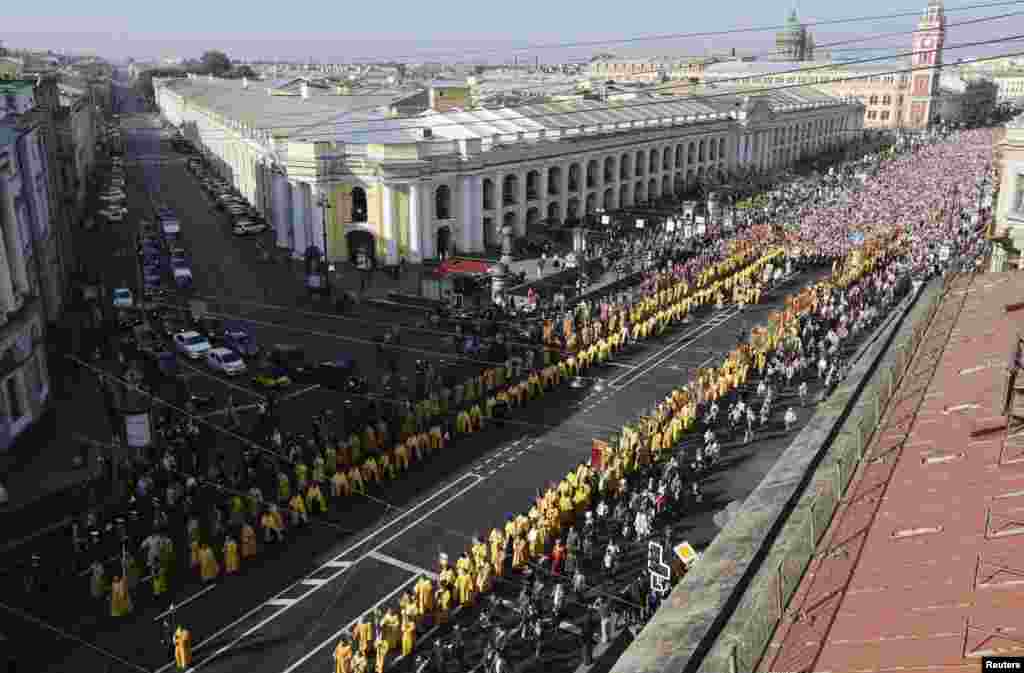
(591, 439), (609, 470)
(674, 541), (699, 567)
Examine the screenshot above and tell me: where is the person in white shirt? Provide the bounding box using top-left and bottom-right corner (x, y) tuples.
(784, 407), (797, 432)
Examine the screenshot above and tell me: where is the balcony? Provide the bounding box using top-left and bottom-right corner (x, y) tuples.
(526, 189), (538, 201)
(503, 194), (517, 207)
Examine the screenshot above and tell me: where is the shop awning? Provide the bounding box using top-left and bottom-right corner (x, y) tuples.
(437, 258), (493, 275)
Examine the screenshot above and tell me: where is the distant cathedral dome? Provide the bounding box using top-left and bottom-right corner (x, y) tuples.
(774, 10), (813, 61)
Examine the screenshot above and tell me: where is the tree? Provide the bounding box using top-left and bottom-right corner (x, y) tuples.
(135, 67), (185, 101)
(199, 50), (232, 76)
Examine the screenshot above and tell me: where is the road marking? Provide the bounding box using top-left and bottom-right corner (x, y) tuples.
(153, 584), (218, 621)
(302, 579), (328, 587)
(267, 599), (297, 607)
(367, 552), (439, 580)
(158, 473), (481, 673)
(176, 359), (265, 399)
(611, 308), (742, 390)
(606, 310), (733, 387)
(198, 402), (260, 418)
(279, 575), (420, 673)
(280, 384), (321, 401)
(603, 362), (635, 369)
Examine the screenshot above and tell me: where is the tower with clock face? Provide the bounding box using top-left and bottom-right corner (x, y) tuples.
(908, 0), (945, 128)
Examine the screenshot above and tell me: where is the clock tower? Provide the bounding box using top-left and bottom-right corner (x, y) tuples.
(908, 0), (945, 128)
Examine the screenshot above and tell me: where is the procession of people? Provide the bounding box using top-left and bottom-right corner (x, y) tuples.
(32, 122), (997, 673)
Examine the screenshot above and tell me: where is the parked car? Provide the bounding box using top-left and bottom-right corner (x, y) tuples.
(252, 372), (291, 389)
(173, 267), (193, 289)
(222, 326), (259, 357)
(206, 347), (247, 376)
(233, 219), (267, 235)
(173, 330), (211, 359)
(112, 287), (134, 308)
(161, 219), (181, 236)
(100, 206), (127, 222)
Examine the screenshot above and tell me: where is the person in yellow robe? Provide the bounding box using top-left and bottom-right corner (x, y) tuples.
(223, 535), (240, 575)
(401, 618), (415, 657)
(351, 651), (369, 673)
(435, 584), (452, 624)
(456, 568), (474, 606)
(198, 542), (220, 582)
(512, 535), (527, 570)
(241, 522), (257, 559)
(380, 609), (400, 650)
(110, 574), (132, 617)
(174, 625), (192, 670)
(415, 576), (433, 618)
(334, 635), (354, 673)
(374, 633), (389, 673)
(353, 617), (372, 656)
(306, 482), (327, 515)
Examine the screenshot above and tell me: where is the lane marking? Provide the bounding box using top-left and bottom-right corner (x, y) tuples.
(279, 575), (420, 673)
(177, 359), (265, 399)
(302, 579), (328, 587)
(603, 362), (636, 369)
(279, 384), (322, 402)
(153, 584), (217, 621)
(367, 552), (439, 580)
(612, 308), (742, 390)
(607, 309), (736, 387)
(158, 473), (481, 673)
(266, 599), (297, 607)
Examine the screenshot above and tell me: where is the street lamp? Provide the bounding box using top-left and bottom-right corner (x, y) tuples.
(317, 193), (333, 295)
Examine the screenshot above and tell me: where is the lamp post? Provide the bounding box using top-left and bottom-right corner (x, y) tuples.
(317, 193), (333, 296)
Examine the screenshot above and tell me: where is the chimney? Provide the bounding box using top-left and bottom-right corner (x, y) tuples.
(242, 77), (249, 89)
(300, 82), (310, 99)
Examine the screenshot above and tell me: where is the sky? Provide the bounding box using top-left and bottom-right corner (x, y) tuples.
(2, 0), (1022, 64)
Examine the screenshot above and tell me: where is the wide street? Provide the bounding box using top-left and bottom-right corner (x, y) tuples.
(29, 247), (838, 673)
(16, 79), (848, 673)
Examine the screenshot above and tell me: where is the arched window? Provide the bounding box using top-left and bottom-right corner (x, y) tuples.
(435, 185), (451, 220)
(869, 95), (879, 105)
(352, 186), (368, 223)
(882, 95), (891, 105)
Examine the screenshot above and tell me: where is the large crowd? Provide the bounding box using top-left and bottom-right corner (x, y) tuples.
(15, 126), (996, 673)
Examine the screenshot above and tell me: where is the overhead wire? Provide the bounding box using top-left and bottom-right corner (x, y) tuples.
(359, 9), (1024, 101)
(253, 35), (1024, 140)
(328, 0), (1024, 62)
(163, 19), (1024, 147)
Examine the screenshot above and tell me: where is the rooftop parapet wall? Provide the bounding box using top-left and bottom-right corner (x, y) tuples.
(607, 275), (953, 673)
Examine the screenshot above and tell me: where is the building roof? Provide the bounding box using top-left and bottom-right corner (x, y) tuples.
(163, 75), (849, 146)
(160, 77), (409, 139)
(703, 59), (909, 79)
(758, 272), (1024, 673)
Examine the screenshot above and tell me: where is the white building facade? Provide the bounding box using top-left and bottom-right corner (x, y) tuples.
(157, 77), (862, 265)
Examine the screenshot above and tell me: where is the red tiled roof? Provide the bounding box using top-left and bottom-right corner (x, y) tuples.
(758, 272), (1024, 673)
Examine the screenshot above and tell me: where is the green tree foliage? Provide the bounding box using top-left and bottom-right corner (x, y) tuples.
(199, 50), (232, 76)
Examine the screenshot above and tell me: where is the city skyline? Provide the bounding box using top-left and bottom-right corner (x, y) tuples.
(4, 0), (1020, 63)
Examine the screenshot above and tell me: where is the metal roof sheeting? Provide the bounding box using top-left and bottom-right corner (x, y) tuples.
(163, 77), (845, 147)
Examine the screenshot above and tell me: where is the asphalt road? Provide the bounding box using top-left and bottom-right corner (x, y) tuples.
(17, 257), (833, 673)
(7, 80), (849, 673)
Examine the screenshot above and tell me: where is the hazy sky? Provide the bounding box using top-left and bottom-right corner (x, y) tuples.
(2, 0), (1021, 63)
